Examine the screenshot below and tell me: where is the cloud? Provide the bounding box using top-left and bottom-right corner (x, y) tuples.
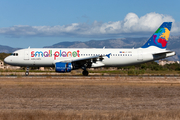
(0, 12), (178, 38)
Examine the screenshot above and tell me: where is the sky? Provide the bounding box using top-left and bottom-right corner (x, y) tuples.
(0, 0), (180, 48)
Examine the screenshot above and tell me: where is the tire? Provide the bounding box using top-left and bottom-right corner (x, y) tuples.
(82, 70), (89, 76)
(25, 71), (29, 76)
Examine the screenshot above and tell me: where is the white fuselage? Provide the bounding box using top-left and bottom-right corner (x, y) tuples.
(4, 46), (175, 68)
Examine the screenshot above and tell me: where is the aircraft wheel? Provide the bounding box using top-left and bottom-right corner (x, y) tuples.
(82, 70), (89, 76)
(25, 71), (29, 76)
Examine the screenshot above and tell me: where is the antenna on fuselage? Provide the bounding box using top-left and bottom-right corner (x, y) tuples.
(103, 46), (105, 49)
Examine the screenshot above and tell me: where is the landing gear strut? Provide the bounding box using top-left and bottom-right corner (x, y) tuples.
(81, 63), (90, 76)
(82, 70), (89, 76)
(25, 67), (29, 76)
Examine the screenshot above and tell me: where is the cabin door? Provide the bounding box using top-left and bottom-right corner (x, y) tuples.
(24, 50), (29, 60)
(137, 50), (143, 61)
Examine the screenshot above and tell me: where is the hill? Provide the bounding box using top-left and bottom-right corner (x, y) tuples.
(44, 36), (180, 61)
(1, 36), (180, 61)
(44, 37), (148, 48)
(0, 45), (20, 53)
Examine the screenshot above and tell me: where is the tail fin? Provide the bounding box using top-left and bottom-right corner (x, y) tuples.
(141, 22), (172, 49)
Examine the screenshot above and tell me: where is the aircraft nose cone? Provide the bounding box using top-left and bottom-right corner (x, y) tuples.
(4, 56), (10, 64)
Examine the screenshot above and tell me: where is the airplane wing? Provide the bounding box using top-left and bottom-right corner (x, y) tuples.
(54, 53), (111, 63)
(53, 53), (111, 69)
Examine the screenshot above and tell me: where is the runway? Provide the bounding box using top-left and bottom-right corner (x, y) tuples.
(0, 76), (180, 119)
(1, 75), (180, 79)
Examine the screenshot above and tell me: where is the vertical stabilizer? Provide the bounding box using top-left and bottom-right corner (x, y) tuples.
(141, 22), (172, 49)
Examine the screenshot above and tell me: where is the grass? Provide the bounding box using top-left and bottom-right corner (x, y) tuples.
(89, 70), (126, 74)
(144, 70), (180, 75)
(89, 69), (180, 75)
(0, 69), (55, 72)
(0, 68), (180, 76)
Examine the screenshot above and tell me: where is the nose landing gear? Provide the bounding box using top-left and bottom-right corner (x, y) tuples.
(25, 67), (29, 76)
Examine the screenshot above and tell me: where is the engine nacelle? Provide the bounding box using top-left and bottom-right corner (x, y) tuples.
(55, 62), (72, 73)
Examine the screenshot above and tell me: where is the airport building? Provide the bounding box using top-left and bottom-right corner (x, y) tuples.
(158, 60), (180, 66)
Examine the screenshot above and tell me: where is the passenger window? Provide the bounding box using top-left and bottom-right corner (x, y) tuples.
(15, 53), (18, 56)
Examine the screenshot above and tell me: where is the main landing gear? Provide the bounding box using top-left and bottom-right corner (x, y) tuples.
(25, 67), (29, 76)
(82, 66), (89, 76)
(82, 70), (89, 76)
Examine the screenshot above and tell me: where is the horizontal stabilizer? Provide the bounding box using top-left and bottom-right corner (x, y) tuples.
(153, 51), (175, 55)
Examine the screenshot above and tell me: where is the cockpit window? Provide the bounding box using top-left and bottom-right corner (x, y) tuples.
(12, 53), (18, 56)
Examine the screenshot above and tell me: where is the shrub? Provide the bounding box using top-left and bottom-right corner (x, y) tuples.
(128, 69), (145, 76)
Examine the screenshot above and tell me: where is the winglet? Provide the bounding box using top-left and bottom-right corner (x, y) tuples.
(141, 22), (172, 49)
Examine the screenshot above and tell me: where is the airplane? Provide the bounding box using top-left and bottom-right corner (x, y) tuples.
(4, 22), (175, 76)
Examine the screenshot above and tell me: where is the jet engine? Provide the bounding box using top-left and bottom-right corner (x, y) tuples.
(55, 62), (72, 72)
